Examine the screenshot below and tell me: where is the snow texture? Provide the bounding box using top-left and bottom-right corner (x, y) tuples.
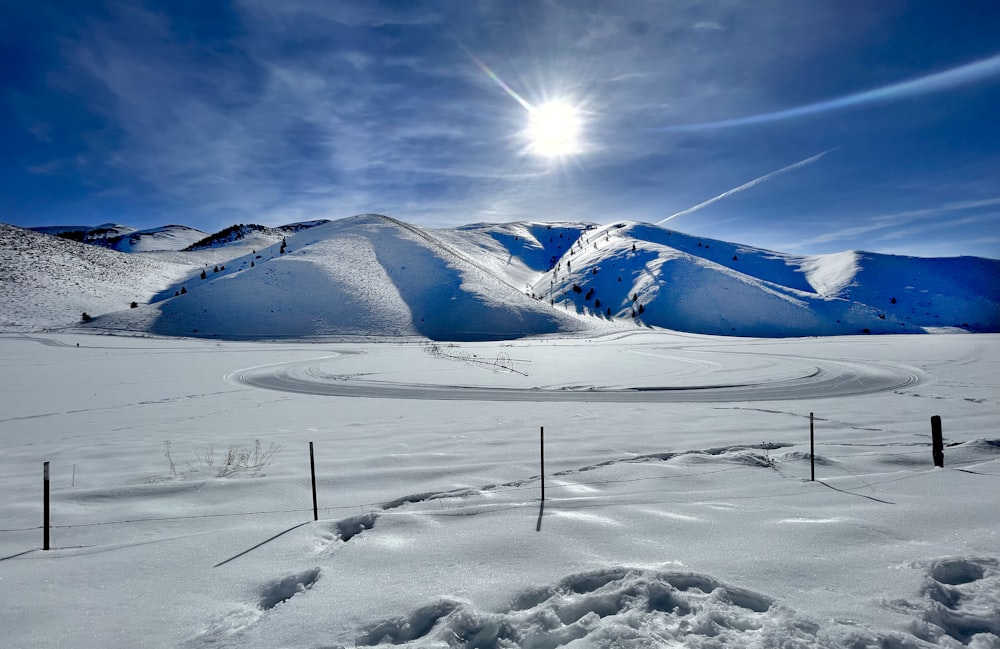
(1, 332), (998, 649)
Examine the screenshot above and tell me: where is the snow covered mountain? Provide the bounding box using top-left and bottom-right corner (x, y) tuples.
(95, 215), (591, 340)
(510, 221), (1000, 337)
(29, 223), (208, 251)
(102, 224), (208, 252)
(182, 220), (330, 252)
(0, 223), (194, 329)
(3, 216), (998, 339)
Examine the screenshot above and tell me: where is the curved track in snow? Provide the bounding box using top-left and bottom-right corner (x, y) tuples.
(229, 349), (922, 403)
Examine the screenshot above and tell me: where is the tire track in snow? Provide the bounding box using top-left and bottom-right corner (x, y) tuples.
(229, 351), (921, 403)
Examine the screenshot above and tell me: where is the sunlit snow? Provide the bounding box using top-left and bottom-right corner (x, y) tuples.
(1, 332), (998, 648)
(1, 215), (998, 648)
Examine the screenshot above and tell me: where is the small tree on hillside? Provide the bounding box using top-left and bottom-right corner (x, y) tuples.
(200, 270), (207, 279)
(81, 312), (92, 322)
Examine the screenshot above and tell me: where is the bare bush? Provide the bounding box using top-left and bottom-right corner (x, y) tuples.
(166, 439), (281, 478)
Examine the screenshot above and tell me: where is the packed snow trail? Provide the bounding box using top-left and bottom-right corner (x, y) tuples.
(228, 348), (921, 402)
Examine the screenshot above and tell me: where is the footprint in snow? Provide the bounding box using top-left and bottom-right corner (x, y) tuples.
(354, 567), (817, 648)
(188, 568), (321, 646)
(891, 556), (1000, 646)
(313, 512), (378, 554)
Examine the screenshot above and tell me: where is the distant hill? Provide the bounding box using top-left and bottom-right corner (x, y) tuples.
(183, 221), (329, 251)
(31, 223), (207, 252)
(0, 223), (193, 329)
(3, 216), (998, 339)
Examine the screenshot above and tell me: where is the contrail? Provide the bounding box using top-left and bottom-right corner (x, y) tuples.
(662, 51), (1000, 132)
(656, 149), (835, 225)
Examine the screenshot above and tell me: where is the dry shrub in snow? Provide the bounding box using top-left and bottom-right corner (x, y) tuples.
(196, 439), (282, 477)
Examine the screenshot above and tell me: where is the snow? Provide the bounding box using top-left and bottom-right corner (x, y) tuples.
(0, 224), (195, 329)
(2, 214), (999, 646)
(801, 251), (859, 296)
(103, 225), (209, 252)
(3, 217), (997, 339)
(78, 216), (592, 340)
(1, 331), (998, 648)
(28, 223), (206, 252)
(533, 222), (1000, 337)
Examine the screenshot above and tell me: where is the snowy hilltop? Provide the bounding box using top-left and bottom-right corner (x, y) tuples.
(31, 223), (208, 253)
(2, 216), (998, 339)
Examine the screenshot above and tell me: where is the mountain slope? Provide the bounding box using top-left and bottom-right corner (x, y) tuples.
(32, 223), (208, 252)
(95, 215), (591, 340)
(183, 221), (330, 251)
(530, 222), (1000, 336)
(102, 225), (208, 252)
(4, 216), (998, 339)
(0, 224), (194, 329)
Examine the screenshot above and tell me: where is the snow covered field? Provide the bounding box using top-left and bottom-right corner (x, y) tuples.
(1, 331), (998, 648)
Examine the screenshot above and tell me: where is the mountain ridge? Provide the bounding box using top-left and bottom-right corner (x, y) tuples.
(3, 216), (997, 339)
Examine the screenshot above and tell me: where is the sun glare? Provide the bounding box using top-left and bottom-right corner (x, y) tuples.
(525, 101), (583, 158)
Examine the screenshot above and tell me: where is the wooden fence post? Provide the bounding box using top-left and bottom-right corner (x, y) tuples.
(810, 412), (815, 481)
(931, 416), (944, 468)
(43, 462), (50, 551)
(540, 427), (545, 502)
(309, 442), (318, 521)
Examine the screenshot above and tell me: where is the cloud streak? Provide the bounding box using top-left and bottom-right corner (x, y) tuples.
(656, 149), (835, 225)
(662, 51), (1000, 131)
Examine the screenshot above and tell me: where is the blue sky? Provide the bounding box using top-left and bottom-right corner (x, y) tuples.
(2, 1), (999, 258)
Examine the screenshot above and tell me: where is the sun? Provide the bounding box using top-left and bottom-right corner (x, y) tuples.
(524, 101), (583, 158)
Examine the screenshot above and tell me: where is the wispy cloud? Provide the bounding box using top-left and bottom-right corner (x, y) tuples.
(662, 51), (1000, 131)
(785, 198), (1000, 251)
(4, 1), (997, 258)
